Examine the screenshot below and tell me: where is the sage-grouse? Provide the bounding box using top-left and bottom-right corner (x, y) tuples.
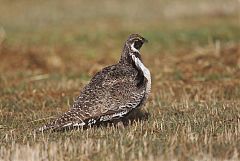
(38, 33), (151, 131)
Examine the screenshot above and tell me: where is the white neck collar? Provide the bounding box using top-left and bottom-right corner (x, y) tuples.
(130, 43), (140, 53)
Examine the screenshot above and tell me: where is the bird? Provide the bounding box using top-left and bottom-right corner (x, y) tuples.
(38, 33), (151, 132)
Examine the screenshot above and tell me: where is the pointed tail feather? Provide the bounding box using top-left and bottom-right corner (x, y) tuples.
(37, 110), (86, 132)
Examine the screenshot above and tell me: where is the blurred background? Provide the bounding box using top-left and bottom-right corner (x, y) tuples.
(1, 0), (240, 111)
(0, 0), (239, 80)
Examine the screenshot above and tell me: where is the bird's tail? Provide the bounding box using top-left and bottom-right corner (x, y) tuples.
(37, 110), (86, 132)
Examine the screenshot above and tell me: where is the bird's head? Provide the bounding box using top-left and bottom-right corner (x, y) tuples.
(120, 33), (148, 63)
(126, 33), (148, 53)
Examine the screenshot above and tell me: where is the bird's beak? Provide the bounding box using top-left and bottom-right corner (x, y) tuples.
(143, 38), (148, 43)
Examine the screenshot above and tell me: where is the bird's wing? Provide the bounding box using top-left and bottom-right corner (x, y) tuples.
(38, 64), (146, 131)
(96, 79), (146, 122)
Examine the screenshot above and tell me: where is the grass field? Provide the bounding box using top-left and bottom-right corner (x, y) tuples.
(0, 0), (240, 161)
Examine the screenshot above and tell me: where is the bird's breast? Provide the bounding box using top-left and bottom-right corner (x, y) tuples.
(130, 53), (151, 97)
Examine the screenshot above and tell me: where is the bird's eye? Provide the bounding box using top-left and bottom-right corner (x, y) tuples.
(134, 40), (143, 49)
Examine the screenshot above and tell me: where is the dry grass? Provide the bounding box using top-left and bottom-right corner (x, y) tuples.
(0, 0), (240, 161)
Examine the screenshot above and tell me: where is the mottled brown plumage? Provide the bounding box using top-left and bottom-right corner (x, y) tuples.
(38, 33), (151, 131)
